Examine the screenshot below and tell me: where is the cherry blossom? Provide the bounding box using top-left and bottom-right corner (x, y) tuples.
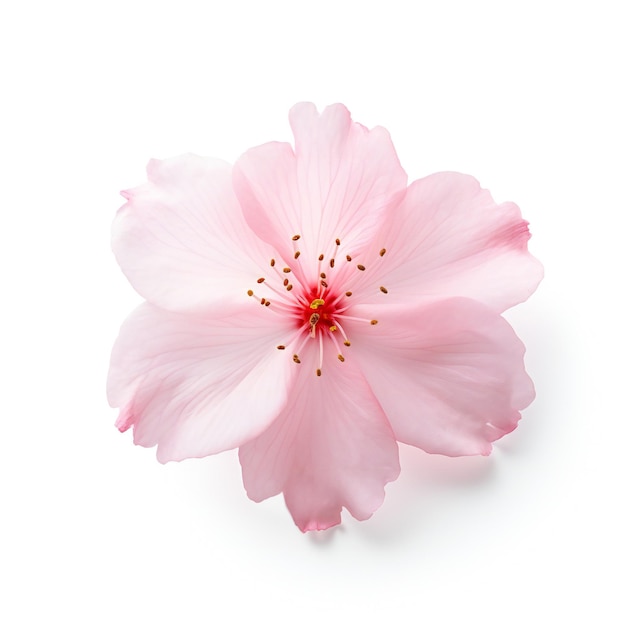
(108, 103), (542, 531)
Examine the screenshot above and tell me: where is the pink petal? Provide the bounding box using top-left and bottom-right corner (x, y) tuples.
(347, 298), (535, 456)
(239, 350), (400, 532)
(107, 303), (295, 462)
(351, 172), (543, 313)
(112, 154), (275, 313)
(232, 103), (407, 279)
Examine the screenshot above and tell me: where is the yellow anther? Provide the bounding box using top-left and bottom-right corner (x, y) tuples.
(329, 325), (337, 332)
(310, 298), (325, 309)
(247, 290), (254, 296)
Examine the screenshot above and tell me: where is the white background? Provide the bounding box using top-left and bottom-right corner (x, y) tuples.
(2, 1), (624, 624)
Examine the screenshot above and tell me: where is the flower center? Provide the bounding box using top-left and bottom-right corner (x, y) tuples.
(247, 235), (387, 376)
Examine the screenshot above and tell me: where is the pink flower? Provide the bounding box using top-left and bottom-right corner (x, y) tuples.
(108, 103), (543, 532)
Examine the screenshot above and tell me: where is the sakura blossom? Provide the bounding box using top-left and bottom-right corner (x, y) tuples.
(108, 103), (543, 531)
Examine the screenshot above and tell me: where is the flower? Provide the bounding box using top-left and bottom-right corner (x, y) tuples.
(108, 103), (543, 532)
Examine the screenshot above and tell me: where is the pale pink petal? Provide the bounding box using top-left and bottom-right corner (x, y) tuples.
(346, 172), (543, 313)
(239, 350), (400, 532)
(232, 103), (407, 279)
(107, 303), (295, 462)
(113, 154), (275, 313)
(347, 298), (535, 456)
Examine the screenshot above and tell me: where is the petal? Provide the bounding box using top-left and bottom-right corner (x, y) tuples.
(347, 298), (535, 456)
(107, 303), (295, 462)
(350, 172), (543, 313)
(232, 103), (407, 280)
(239, 350), (400, 532)
(113, 154), (275, 313)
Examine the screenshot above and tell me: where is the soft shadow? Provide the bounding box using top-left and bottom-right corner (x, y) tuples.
(306, 524), (346, 548)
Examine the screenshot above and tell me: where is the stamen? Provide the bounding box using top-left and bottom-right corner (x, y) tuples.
(320, 280), (328, 288)
(283, 267), (291, 273)
(329, 325), (337, 332)
(260, 297), (266, 305)
(337, 354), (345, 362)
(293, 354), (301, 364)
(316, 369), (322, 377)
(283, 278), (289, 286)
(277, 345), (285, 350)
(330, 319), (350, 346)
(270, 259), (275, 267)
(335, 238), (341, 246)
(318, 254), (324, 261)
(320, 272), (326, 279)
(379, 248), (386, 257)
(357, 264), (366, 271)
(286, 284), (293, 291)
(257, 277), (265, 283)
(264, 301), (271, 307)
(310, 298), (325, 309)
(380, 286), (388, 294)
(292, 234), (301, 241)
(294, 251), (301, 260)
(345, 291), (352, 297)
(346, 255), (352, 262)
(370, 319), (378, 325)
(247, 290), (254, 297)
(330, 258), (335, 268)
